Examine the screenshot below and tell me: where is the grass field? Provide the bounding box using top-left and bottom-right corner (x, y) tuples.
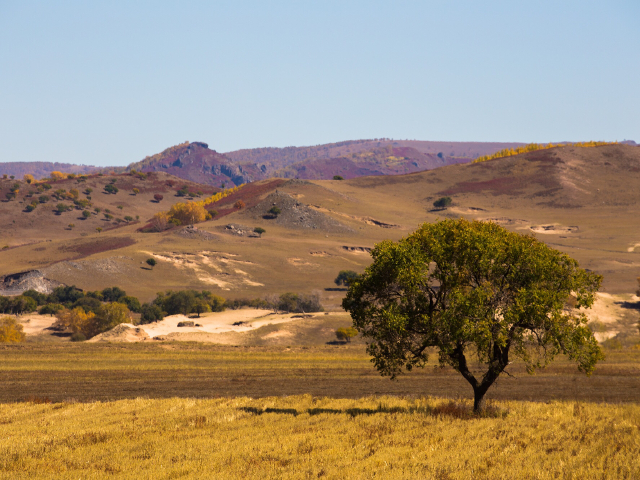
(1, 395), (639, 479)
(2, 343), (640, 403)
(1, 343), (640, 478)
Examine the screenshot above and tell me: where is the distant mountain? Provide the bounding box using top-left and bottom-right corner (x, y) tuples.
(0, 162), (100, 180)
(125, 142), (254, 187)
(125, 139), (532, 186)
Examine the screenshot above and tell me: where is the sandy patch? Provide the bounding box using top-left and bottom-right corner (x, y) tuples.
(16, 314), (57, 335)
(627, 243), (640, 253)
(88, 324), (150, 343)
(529, 224), (578, 234)
(287, 257), (320, 268)
(262, 330), (294, 339)
(146, 251), (262, 290)
(138, 309), (306, 338)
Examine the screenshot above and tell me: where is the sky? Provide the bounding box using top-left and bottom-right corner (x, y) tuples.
(0, 1), (638, 167)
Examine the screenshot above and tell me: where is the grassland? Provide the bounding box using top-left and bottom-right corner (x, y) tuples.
(2, 342), (640, 478)
(1, 394), (639, 478)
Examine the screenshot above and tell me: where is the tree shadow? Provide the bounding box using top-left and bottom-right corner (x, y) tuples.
(238, 401), (504, 419)
(614, 301), (640, 310)
(324, 287), (347, 292)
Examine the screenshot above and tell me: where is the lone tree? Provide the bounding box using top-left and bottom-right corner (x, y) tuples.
(268, 206), (281, 218)
(335, 326), (358, 343)
(335, 270), (359, 287)
(253, 227), (265, 237)
(146, 258), (157, 267)
(343, 219), (603, 412)
(153, 194), (163, 203)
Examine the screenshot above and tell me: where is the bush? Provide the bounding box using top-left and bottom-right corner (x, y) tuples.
(82, 210), (91, 219)
(333, 175), (344, 180)
(234, 200), (246, 209)
(433, 197), (452, 209)
(253, 227), (265, 237)
(153, 194), (163, 202)
(0, 316), (26, 343)
(104, 184), (118, 194)
(268, 206), (281, 217)
(146, 258), (157, 267)
(70, 332), (86, 342)
(25, 204), (36, 212)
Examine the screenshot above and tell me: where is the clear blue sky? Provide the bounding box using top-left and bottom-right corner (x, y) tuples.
(1, 1), (638, 167)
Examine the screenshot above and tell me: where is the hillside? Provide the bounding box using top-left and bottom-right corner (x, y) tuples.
(1, 145), (640, 342)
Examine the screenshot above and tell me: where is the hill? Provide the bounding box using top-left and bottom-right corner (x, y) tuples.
(1, 144), (640, 347)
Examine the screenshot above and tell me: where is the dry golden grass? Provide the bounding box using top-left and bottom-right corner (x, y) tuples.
(0, 395), (638, 479)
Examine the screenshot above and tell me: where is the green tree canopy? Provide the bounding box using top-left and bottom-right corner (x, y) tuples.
(335, 270), (359, 287)
(343, 219), (603, 412)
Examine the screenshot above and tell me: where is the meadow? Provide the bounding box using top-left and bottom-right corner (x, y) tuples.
(1, 343), (639, 478)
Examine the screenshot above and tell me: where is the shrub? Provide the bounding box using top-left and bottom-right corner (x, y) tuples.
(132, 188), (140, 195)
(104, 184), (118, 194)
(433, 197), (452, 209)
(168, 202), (207, 226)
(268, 206), (281, 217)
(254, 227), (265, 237)
(234, 200), (246, 209)
(277, 292), (323, 313)
(70, 332), (86, 342)
(0, 316), (26, 343)
(56, 203), (70, 214)
(25, 204), (36, 212)
(146, 258), (157, 267)
(333, 175), (344, 180)
(38, 195), (50, 204)
(124, 216), (133, 222)
(82, 210), (91, 219)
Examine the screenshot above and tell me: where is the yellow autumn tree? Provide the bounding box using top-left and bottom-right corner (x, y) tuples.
(54, 307), (95, 336)
(23, 174), (35, 184)
(168, 202), (207, 225)
(151, 211), (169, 232)
(50, 171), (66, 181)
(0, 316), (26, 343)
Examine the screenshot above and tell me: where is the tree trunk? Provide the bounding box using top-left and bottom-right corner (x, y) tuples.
(473, 389), (486, 413)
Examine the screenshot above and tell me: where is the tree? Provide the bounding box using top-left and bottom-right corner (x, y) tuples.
(253, 227), (265, 237)
(433, 197), (452, 209)
(335, 327), (358, 343)
(23, 174), (35, 184)
(151, 212), (169, 232)
(342, 219), (604, 412)
(101, 286), (126, 302)
(50, 171), (66, 181)
(335, 270), (359, 287)
(140, 303), (164, 324)
(132, 188), (140, 195)
(82, 210), (91, 219)
(118, 296), (142, 313)
(153, 194), (164, 203)
(146, 258), (157, 267)
(333, 175), (344, 180)
(234, 200), (245, 209)
(193, 299), (211, 317)
(124, 216), (133, 222)
(54, 307), (95, 336)
(0, 316), (26, 343)
(91, 303), (130, 337)
(96, 227), (102, 234)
